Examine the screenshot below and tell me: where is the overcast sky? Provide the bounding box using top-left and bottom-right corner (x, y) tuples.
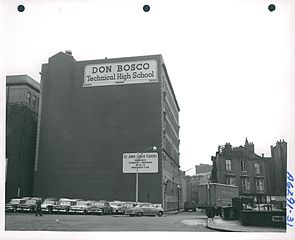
(1, 0), (295, 239)
(1, 0), (295, 176)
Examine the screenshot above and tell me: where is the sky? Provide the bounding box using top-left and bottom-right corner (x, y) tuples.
(1, 0), (295, 239)
(1, 0), (294, 175)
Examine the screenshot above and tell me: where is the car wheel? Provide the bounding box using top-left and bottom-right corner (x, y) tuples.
(129, 214), (135, 217)
(137, 212), (143, 217)
(158, 211), (163, 217)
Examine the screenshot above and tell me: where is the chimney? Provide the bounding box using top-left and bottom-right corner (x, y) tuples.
(65, 50), (72, 56)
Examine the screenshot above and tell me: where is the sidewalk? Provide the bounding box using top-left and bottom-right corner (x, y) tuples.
(207, 217), (286, 232)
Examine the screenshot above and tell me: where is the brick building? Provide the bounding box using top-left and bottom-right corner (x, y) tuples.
(6, 75), (40, 201)
(211, 138), (273, 203)
(270, 140), (287, 196)
(195, 163), (212, 174)
(33, 52), (180, 211)
(190, 164), (212, 203)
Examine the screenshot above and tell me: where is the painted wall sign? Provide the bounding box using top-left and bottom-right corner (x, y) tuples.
(83, 60), (158, 87)
(123, 152), (158, 173)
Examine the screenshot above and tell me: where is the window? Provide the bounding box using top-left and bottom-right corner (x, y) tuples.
(226, 176), (236, 186)
(32, 95), (37, 106)
(37, 97), (39, 107)
(255, 179), (264, 191)
(241, 161), (246, 171)
(225, 159), (232, 171)
(254, 163), (261, 174)
(241, 178), (250, 190)
(26, 92), (31, 104)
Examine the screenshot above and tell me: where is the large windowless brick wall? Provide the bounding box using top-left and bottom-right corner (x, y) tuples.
(34, 52), (180, 207)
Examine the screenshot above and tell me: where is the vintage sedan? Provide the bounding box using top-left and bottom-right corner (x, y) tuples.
(41, 198), (59, 214)
(125, 203), (164, 217)
(53, 198), (79, 214)
(184, 200), (197, 212)
(117, 202), (137, 215)
(88, 201), (112, 215)
(5, 198), (27, 212)
(69, 200), (94, 214)
(16, 198), (42, 213)
(109, 201), (124, 214)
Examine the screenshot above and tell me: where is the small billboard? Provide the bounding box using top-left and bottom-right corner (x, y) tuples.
(123, 152), (158, 173)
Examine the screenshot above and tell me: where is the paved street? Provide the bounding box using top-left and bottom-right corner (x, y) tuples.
(5, 211), (215, 231)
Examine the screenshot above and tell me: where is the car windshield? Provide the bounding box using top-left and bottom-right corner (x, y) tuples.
(76, 201), (90, 206)
(137, 204), (147, 207)
(110, 202), (122, 206)
(94, 202), (106, 207)
(123, 203), (135, 207)
(60, 201), (71, 206)
(43, 200), (56, 204)
(26, 200), (36, 205)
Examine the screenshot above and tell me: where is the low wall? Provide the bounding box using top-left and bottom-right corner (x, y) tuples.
(241, 210), (286, 228)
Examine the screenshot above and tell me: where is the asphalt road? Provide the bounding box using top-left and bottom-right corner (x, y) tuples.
(5, 211), (215, 231)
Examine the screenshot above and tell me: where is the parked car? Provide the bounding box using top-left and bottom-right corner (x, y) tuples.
(69, 200), (94, 214)
(5, 198), (27, 212)
(17, 198), (42, 213)
(184, 200), (197, 212)
(53, 198), (79, 214)
(117, 202), (137, 215)
(41, 198), (59, 214)
(88, 201), (112, 215)
(125, 203), (164, 217)
(109, 201), (124, 214)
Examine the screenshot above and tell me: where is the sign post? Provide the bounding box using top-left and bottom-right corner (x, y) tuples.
(123, 146), (157, 204)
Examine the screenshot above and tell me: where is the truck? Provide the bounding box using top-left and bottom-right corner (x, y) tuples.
(194, 183), (239, 219)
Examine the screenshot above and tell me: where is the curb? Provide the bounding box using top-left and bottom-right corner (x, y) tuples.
(206, 218), (286, 232)
(206, 218), (241, 232)
(165, 210), (184, 215)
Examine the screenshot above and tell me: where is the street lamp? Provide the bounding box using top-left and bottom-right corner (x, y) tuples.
(135, 146), (157, 204)
(177, 184), (182, 211)
(164, 168), (192, 212)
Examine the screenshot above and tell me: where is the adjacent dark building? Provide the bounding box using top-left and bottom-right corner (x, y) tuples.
(6, 75), (40, 202)
(210, 138), (273, 203)
(33, 52), (180, 211)
(270, 140), (287, 196)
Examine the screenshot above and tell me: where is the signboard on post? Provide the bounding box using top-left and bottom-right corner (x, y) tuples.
(83, 60), (158, 87)
(123, 152), (158, 173)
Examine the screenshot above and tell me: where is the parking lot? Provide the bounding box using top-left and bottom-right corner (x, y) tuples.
(5, 211), (214, 231)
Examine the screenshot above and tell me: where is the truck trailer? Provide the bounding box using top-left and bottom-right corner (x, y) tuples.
(194, 183), (239, 219)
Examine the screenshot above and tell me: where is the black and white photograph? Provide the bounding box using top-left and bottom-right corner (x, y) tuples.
(1, 1), (295, 240)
